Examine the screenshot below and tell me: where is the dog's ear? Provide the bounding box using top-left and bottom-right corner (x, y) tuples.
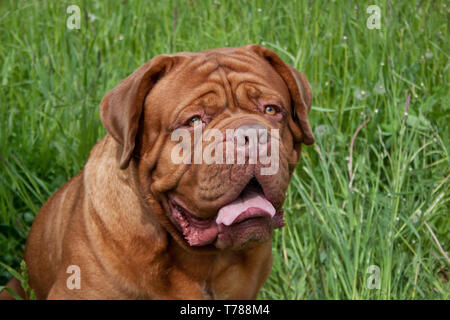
(245, 44), (314, 145)
(100, 55), (176, 169)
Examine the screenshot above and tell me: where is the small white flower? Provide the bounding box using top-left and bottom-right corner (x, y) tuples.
(88, 13), (97, 22)
(119, 34), (124, 41)
(375, 109), (379, 114)
(261, 41), (266, 46)
(374, 83), (386, 95)
(354, 88), (368, 100)
(420, 82), (425, 87)
(380, 62), (385, 66)
(343, 36), (347, 40)
(314, 124), (331, 138)
(257, 8), (262, 12)
(325, 81), (329, 86)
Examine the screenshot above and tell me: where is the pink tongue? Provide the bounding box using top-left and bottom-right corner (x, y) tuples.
(216, 188), (276, 226)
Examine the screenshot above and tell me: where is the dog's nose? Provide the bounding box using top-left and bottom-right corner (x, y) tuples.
(233, 123), (269, 147)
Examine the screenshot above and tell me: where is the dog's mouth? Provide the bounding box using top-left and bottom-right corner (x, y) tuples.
(168, 178), (285, 249)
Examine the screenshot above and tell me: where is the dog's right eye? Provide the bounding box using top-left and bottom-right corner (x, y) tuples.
(187, 116), (203, 127)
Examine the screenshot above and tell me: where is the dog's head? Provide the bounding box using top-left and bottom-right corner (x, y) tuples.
(100, 45), (314, 251)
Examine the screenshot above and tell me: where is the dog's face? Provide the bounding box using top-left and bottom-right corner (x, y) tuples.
(100, 45), (314, 251)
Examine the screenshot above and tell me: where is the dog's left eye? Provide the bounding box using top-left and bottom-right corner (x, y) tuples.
(264, 105), (278, 115)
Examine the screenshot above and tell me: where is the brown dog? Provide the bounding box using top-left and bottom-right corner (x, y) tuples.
(0, 45), (314, 299)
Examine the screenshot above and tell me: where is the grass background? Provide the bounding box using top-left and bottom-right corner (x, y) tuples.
(0, 0), (448, 299)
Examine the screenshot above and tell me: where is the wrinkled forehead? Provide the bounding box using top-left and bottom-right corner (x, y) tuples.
(145, 48), (290, 113)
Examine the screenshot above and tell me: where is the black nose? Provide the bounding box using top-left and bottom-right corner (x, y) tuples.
(233, 123), (269, 147)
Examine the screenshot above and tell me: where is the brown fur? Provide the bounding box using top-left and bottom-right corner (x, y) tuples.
(0, 45), (313, 299)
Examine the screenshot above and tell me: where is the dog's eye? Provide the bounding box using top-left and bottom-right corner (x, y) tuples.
(264, 105), (278, 115)
(188, 116), (203, 127)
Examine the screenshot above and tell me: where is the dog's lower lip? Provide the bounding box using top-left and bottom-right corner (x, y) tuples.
(170, 199), (214, 224)
(169, 178), (269, 225)
(168, 177), (282, 247)
(169, 199), (217, 246)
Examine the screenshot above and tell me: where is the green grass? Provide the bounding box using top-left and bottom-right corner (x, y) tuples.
(0, 0), (448, 299)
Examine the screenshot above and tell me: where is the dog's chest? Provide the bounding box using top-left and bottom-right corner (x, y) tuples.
(201, 281), (217, 299)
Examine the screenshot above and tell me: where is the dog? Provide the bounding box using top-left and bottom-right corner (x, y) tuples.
(0, 44), (314, 299)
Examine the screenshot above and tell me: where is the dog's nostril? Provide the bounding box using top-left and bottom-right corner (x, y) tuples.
(233, 123), (269, 147)
(258, 130), (268, 145)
